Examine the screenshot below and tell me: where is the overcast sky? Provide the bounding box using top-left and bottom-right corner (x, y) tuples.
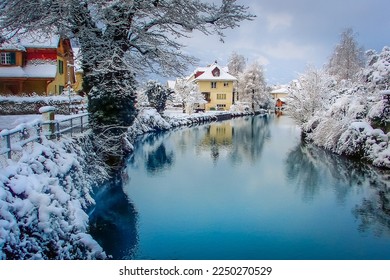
(178, 0), (389, 85)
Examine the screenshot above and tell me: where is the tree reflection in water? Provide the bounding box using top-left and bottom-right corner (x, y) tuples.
(286, 142), (390, 236)
(129, 131), (175, 175)
(354, 180), (390, 237)
(228, 116), (271, 165)
(89, 174), (139, 259)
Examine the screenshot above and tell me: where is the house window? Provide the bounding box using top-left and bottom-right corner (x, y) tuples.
(211, 82), (217, 89)
(212, 67), (220, 77)
(224, 82), (229, 87)
(59, 85), (64, 94)
(217, 104), (227, 110)
(202, 92), (211, 102)
(217, 94), (226, 100)
(1, 52), (16, 65)
(216, 127), (226, 134)
(58, 60), (64, 74)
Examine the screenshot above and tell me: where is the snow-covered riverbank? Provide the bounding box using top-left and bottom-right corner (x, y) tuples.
(126, 107), (267, 143)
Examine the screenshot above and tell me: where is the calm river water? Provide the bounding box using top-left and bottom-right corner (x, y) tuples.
(90, 115), (390, 260)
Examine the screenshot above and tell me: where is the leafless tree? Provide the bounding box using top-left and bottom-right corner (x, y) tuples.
(326, 28), (365, 82)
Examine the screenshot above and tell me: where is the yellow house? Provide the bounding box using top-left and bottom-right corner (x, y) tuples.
(71, 47), (85, 94)
(0, 33), (75, 95)
(190, 62), (237, 111)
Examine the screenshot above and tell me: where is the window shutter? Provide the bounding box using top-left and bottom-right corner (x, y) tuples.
(10, 53), (16, 64)
(58, 60), (64, 74)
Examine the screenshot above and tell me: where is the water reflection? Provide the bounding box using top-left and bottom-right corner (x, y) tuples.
(286, 142), (390, 236)
(201, 123), (233, 163)
(129, 132), (175, 175)
(228, 116), (270, 165)
(93, 115), (390, 259)
(353, 173), (390, 237)
(89, 175), (138, 259)
(129, 115), (271, 170)
(285, 144), (321, 202)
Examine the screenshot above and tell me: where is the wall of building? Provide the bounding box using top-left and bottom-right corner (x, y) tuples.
(198, 80), (234, 110)
(0, 80), (53, 96)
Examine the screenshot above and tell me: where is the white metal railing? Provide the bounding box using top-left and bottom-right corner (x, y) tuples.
(0, 113), (89, 160)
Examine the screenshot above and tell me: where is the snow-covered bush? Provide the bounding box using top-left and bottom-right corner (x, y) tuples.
(127, 108), (171, 142)
(0, 136), (108, 259)
(229, 102), (251, 114)
(336, 121), (390, 168)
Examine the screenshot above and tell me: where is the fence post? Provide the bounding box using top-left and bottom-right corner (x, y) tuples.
(80, 115), (84, 133)
(6, 134), (11, 159)
(56, 122), (60, 140)
(70, 118), (73, 137)
(39, 106), (56, 139)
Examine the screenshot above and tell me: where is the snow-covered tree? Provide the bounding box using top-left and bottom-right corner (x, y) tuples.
(0, 0), (254, 129)
(326, 28), (365, 82)
(228, 51), (246, 102)
(286, 66), (336, 126)
(145, 80), (173, 114)
(364, 46), (390, 128)
(238, 62), (270, 111)
(174, 79), (206, 114)
(228, 51), (246, 77)
(363, 47), (390, 93)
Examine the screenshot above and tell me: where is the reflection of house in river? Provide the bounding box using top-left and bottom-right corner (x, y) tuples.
(200, 122), (233, 161)
(202, 122), (233, 146)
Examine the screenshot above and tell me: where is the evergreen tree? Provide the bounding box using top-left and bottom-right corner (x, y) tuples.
(145, 81), (172, 114)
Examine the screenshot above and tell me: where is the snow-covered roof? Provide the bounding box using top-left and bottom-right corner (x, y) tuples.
(380, 90), (390, 95)
(194, 63), (237, 82)
(0, 62), (57, 79)
(271, 86), (289, 94)
(0, 32), (60, 51)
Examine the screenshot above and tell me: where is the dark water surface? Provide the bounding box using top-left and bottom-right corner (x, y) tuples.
(91, 115), (390, 260)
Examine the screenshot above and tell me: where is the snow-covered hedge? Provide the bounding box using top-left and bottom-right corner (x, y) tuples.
(0, 95), (86, 115)
(0, 136), (108, 259)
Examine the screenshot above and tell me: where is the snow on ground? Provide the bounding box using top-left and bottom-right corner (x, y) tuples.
(0, 115), (41, 130)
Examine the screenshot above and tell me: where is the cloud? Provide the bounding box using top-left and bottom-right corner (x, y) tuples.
(261, 40), (314, 60)
(266, 12), (293, 31)
(255, 55), (270, 66)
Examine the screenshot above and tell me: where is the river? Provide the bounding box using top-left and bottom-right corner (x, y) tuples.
(89, 115), (390, 260)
